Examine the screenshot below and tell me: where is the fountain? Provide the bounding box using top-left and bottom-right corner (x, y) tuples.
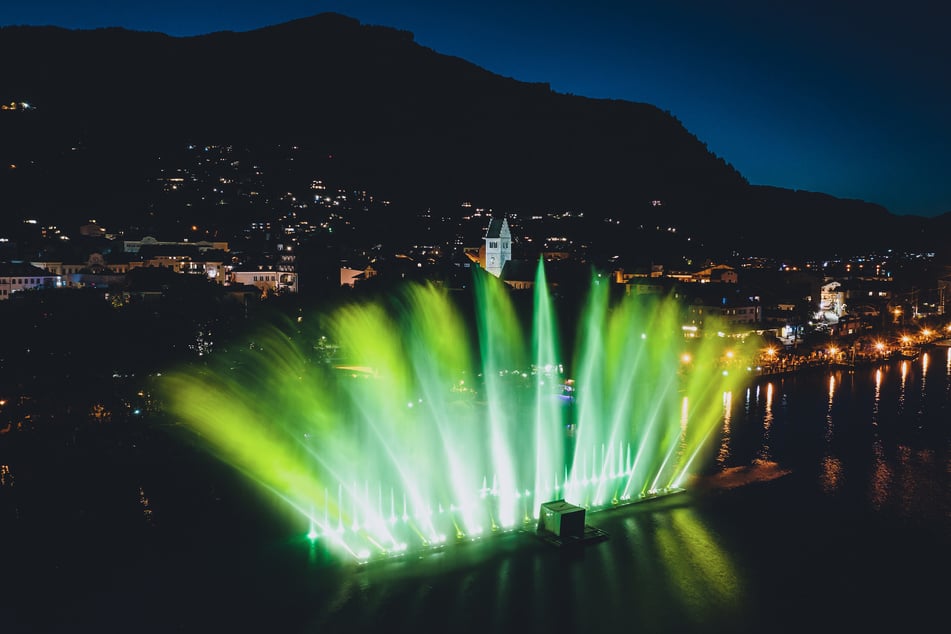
(159, 261), (742, 562)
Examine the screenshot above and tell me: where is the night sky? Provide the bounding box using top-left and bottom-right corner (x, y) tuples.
(2, 1), (949, 218)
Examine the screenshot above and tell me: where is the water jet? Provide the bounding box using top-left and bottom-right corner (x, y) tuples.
(160, 261), (742, 562)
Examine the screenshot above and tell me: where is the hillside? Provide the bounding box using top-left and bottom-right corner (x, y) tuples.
(0, 13), (945, 258)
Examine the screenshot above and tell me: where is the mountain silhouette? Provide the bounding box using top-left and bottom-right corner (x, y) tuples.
(0, 13), (946, 258)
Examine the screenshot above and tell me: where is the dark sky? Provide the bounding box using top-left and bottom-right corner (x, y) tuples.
(3, 1), (950, 217)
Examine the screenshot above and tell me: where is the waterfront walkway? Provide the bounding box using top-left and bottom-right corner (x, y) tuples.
(752, 334), (951, 377)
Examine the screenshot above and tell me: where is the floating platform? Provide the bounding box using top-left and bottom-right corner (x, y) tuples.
(535, 499), (609, 548)
(536, 523), (609, 548)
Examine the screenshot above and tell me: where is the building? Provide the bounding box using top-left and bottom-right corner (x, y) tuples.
(276, 246), (299, 293)
(0, 261), (63, 300)
(692, 263), (738, 284)
(677, 284), (762, 332)
(340, 257), (379, 287)
(132, 245), (228, 280)
(122, 235), (229, 254)
(499, 259), (537, 290)
(483, 217), (512, 277)
(227, 267), (297, 296)
(819, 281), (847, 319)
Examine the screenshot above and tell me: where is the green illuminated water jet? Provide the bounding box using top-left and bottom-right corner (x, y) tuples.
(159, 262), (743, 562)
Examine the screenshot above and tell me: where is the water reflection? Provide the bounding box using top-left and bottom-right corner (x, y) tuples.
(869, 368), (892, 510)
(138, 485), (154, 526)
(946, 347), (951, 400)
(492, 558), (513, 632)
(306, 496), (748, 632)
(919, 352), (929, 418)
(872, 367), (882, 427)
(820, 373), (842, 494)
(716, 391), (733, 468)
(713, 354), (950, 528)
(824, 373), (836, 443)
(756, 382), (774, 462)
(654, 510), (743, 626)
(897, 446), (944, 520)
(4, 345), (951, 634)
(897, 359), (909, 416)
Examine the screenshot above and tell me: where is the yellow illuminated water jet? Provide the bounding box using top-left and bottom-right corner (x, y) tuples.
(159, 262), (742, 562)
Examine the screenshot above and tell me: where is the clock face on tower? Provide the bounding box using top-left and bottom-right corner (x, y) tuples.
(490, 256), (496, 265)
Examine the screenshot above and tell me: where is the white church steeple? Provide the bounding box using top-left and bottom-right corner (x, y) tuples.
(483, 216), (512, 277)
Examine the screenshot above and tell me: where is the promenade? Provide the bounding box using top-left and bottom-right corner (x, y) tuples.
(751, 324), (951, 377)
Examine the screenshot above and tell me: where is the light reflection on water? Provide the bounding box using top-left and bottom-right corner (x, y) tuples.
(716, 391), (732, 467)
(898, 359), (908, 416)
(138, 485), (154, 525)
(3, 354), (947, 536)
(719, 353), (950, 528)
(820, 373), (842, 493)
(946, 347), (951, 399)
(869, 368), (893, 511)
(919, 351), (930, 419)
(2, 352), (949, 633)
(757, 382), (774, 463)
(824, 373), (836, 444)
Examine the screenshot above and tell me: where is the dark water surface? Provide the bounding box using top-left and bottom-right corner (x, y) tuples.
(2, 349), (949, 633)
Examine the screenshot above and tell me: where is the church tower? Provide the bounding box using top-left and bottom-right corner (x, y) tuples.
(483, 217), (512, 277)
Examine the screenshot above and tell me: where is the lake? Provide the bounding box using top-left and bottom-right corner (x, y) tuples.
(2, 348), (949, 633)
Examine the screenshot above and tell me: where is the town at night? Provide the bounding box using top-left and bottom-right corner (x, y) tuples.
(1, 5), (949, 633)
